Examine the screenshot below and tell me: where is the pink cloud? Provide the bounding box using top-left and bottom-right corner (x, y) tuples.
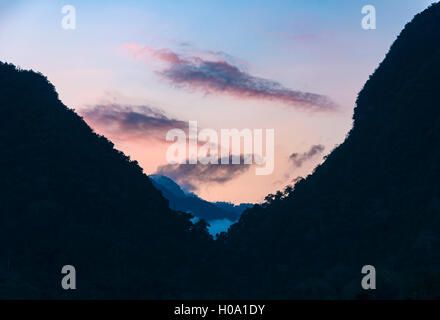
(124, 43), (338, 111)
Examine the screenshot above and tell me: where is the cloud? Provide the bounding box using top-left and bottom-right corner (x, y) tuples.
(124, 43), (337, 111)
(156, 155), (252, 191)
(123, 43), (184, 64)
(289, 144), (325, 168)
(80, 104), (187, 142)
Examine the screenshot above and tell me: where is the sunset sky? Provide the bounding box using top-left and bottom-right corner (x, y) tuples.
(0, 0), (435, 203)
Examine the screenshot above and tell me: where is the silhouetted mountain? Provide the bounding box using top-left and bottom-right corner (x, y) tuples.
(150, 174), (188, 198)
(150, 174), (247, 222)
(0, 62), (215, 299)
(215, 3), (440, 299)
(213, 202), (254, 216)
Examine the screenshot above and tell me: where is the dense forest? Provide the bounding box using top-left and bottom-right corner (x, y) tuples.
(0, 62), (218, 298)
(215, 2), (440, 299)
(1, 2), (440, 299)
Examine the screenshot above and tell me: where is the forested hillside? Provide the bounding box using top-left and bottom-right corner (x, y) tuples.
(0, 62), (215, 299)
(216, 2), (440, 299)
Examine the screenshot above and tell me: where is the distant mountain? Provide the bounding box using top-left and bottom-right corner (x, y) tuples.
(150, 174), (252, 222)
(213, 202), (254, 216)
(150, 174), (188, 199)
(214, 3), (440, 299)
(0, 62), (215, 299)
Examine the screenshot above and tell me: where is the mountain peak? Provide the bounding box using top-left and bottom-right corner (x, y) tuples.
(0, 62), (214, 299)
(219, 2), (440, 299)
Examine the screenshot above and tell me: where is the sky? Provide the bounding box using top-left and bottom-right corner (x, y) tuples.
(0, 0), (436, 203)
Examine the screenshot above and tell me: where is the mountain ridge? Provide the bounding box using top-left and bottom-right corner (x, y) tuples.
(149, 174), (252, 223)
(215, 2), (440, 299)
(0, 62), (215, 299)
